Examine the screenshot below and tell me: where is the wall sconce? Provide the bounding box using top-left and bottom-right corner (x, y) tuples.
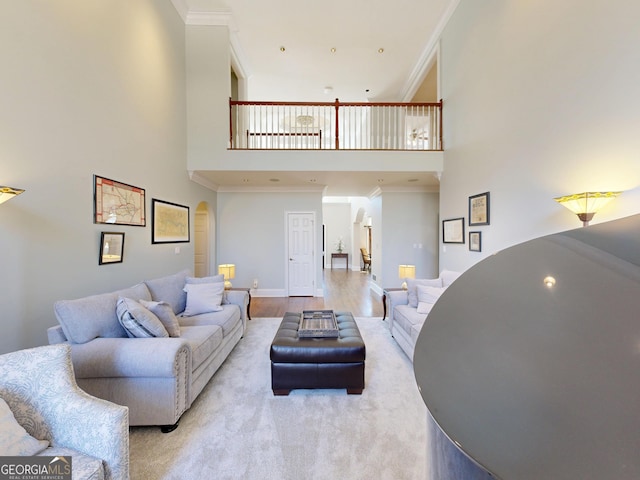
(0, 185), (25, 205)
(365, 216), (372, 228)
(554, 191), (622, 226)
(218, 264), (236, 289)
(398, 264), (416, 290)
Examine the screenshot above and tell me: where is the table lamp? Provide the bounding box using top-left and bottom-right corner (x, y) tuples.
(218, 264), (236, 289)
(399, 265), (416, 290)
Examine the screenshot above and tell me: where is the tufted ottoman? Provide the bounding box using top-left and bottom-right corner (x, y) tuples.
(270, 311), (366, 395)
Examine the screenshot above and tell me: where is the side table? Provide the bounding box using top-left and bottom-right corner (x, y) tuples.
(382, 287), (404, 320)
(228, 287), (252, 320)
(331, 253), (349, 270)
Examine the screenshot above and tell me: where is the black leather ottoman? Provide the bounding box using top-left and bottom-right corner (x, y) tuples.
(270, 311), (366, 395)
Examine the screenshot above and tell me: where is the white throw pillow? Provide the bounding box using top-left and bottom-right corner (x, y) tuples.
(139, 299), (181, 337)
(416, 301), (435, 315)
(440, 270), (462, 287)
(182, 282), (225, 316)
(407, 278), (443, 308)
(0, 398), (49, 455)
(116, 297), (169, 338)
(417, 285), (446, 305)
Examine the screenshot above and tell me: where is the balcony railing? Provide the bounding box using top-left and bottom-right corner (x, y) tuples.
(229, 99), (442, 151)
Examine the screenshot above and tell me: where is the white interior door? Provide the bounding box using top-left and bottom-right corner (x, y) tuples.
(287, 212), (315, 296)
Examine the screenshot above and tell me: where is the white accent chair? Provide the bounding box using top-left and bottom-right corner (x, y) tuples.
(0, 344), (129, 480)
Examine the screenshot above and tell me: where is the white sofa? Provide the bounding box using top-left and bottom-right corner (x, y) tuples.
(48, 270), (249, 431)
(387, 270), (461, 360)
(0, 344), (129, 480)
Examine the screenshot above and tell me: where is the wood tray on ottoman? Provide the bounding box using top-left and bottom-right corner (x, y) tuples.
(270, 311), (366, 395)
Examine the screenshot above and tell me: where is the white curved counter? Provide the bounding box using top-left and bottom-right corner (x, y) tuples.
(414, 214), (640, 480)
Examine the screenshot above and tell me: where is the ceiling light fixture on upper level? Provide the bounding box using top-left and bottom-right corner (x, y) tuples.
(279, 46), (286, 52)
(378, 48), (384, 53)
(323, 86), (333, 94)
(554, 191), (622, 226)
(330, 47), (336, 53)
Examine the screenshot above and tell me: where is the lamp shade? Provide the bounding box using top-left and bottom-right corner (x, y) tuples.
(399, 265), (416, 289)
(0, 186), (25, 205)
(554, 191), (622, 226)
(398, 265), (416, 279)
(218, 264), (236, 289)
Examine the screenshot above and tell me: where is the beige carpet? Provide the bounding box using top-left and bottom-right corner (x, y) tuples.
(129, 317), (427, 480)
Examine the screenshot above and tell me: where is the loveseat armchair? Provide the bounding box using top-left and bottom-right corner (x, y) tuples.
(387, 270), (461, 360)
(0, 344), (129, 480)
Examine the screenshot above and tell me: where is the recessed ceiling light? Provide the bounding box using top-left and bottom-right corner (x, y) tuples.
(330, 47), (336, 53)
(309, 179), (317, 183)
(377, 179), (384, 183)
(408, 178), (418, 182)
(280, 46), (286, 52)
(269, 178), (280, 182)
(378, 48), (384, 53)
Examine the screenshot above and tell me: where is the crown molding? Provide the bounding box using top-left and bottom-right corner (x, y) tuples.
(375, 185), (440, 195)
(170, 0), (189, 22)
(169, 1), (251, 89)
(230, 30), (251, 80)
(189, 171), (219, 191)
(400, 0), (461, 102)
(217, 185), (326, 194)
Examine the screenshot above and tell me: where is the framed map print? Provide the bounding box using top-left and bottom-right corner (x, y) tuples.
(151, 198), (190, 244)
(94, 175), (146, 226)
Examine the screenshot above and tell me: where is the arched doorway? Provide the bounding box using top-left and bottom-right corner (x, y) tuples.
(194, 202), (212, 277)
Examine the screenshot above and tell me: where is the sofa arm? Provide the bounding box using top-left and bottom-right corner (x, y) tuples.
(223, 289), (250, 327)
(387, 290), (409, 329)
(48, 324), (68, 344)
(52, 386), (129, 480)
(69, 337), (191, 380)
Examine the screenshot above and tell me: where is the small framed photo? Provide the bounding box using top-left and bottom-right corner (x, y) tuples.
(469, 192), (490, 226)
(99, 232), (125, 265)
(469, 231), (482, 252)
(443, 217), (465, 244)
(152, 198), (190, 244)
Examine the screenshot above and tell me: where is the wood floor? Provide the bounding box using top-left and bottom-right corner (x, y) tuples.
(250, 268), (384, 318)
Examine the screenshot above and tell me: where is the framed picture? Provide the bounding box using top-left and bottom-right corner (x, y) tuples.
(469, 231), (482, 252)
(469, 192), (490, 226)
(94, 175), (146, 226)
(151, 198), (190, 244)
(443, 217), (465, 244)
(99, 232), (125, 265)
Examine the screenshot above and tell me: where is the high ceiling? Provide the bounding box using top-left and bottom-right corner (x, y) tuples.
(173, 0), (458, 195)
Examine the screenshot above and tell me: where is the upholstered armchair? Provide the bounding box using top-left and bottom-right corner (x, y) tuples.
(0, 344), (129, 480)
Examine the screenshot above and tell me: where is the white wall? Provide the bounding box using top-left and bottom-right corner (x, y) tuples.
(377, 190), (440, 288)
(216, 191), (324, 294)
(0, 1), (216, 354)
(439, 0), (640, 273)
(323, 202), (352, 269)
(186, 24), (231, 168)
